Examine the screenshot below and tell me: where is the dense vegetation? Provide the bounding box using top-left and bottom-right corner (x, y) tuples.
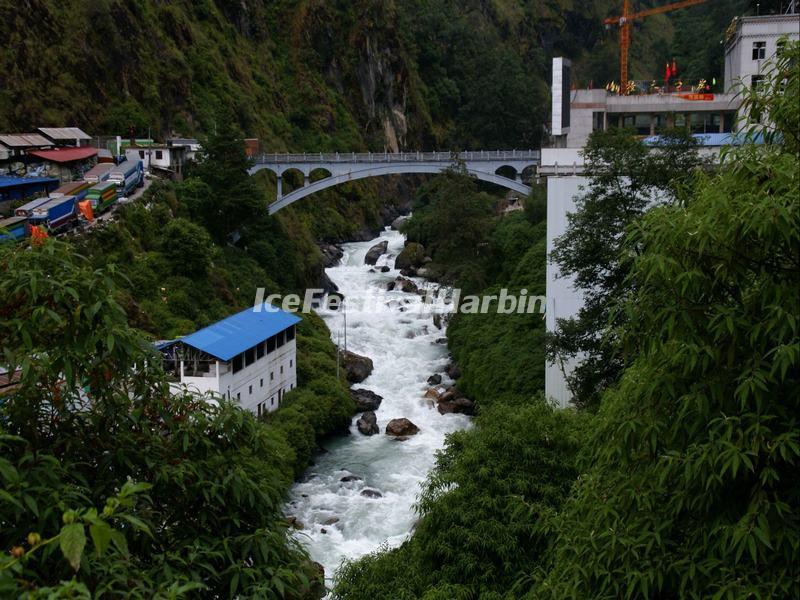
(1, 127), (358, 596)
(0, 0), (773, 142)
(333, 42), (800, 599)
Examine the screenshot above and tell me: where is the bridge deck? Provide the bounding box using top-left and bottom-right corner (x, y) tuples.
(254, 150), (539, 164)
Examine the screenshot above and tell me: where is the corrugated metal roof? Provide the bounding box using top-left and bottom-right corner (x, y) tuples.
(0, 175), (59, 190)
(38, 127), (91, 140)
(27, 147), (98, 163)
(181, 306), (302, 361)
(0, 133), (51, 148)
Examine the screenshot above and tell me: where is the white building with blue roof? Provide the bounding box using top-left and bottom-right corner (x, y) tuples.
(167, 305), (301, 416)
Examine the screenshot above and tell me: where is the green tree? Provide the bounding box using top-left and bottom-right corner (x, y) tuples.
(160, 217), (214, 277)
(185, 123), (264, 242)
(0, 240), (320, 597)
(540, 43), (800, 599)
(547, 127), (705, 410)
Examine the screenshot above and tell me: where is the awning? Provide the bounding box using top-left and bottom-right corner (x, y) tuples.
(27, 147), (98, 163)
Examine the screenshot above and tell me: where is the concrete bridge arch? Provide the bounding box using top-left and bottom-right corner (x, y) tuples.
(248, 150), (539, 214)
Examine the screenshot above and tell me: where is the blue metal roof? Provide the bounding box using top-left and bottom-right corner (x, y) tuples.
(643, 132), (765, 147)
(0, 176), (59, 190)
(181, 306), (301, 361)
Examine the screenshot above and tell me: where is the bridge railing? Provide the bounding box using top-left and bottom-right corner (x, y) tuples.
(254, 150), (540, 164)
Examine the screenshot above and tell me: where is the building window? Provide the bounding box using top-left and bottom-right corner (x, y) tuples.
(236, 392), (241, 401)
(249, 385), (252, 394)
(271, 397), (274, 406)
(751, 75), (764, 91)
(138, 150), (145, 159)
(286, 326), (295, 342)
(752, 41), (766, 60)
(232, 354), (243, 373)
(245, 347), (255, 366)
(290, 359), (293, 368)
(257, 403), (263, 417)
(270, 372), (274, 381)
(290, 383), (294, 390)
(155, 150), (163, 160)
(592, 112), (604, 131)
(277, 331), (285, 348)
(267, 336), (276, 353)
(256, 341), (265, 359)
(280, 365), (284, 375)
(260, 378), (263, 387)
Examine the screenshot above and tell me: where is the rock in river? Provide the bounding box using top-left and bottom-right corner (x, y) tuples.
(350, 388), (383, 411)
(342, 351), (374, 383)
(395, 242), (426, 270)
(427, 374), (442, 385)
(356, 411), (380, 435)
(360, 489), (383, 499)
(385, 418), (420, 437)
(364, 240), (388, 265)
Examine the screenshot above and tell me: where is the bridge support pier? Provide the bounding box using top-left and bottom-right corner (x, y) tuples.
(304, 174), (310, 187)
(276, 176), (282, 199)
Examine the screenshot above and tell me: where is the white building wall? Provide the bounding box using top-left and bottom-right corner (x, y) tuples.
(125, 147), (179, 172)
(545, 174), (588, 409)
(218, 339), (297, 415)
(724, 14), (800, 92)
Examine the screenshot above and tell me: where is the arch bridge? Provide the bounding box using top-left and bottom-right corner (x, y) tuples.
(249, 150), (540, 214)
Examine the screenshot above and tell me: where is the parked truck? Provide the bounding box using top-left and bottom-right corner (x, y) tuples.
(28, 195), (77, 232)
(108, 159), (143, 197)
(51, 180), (90, 201)
(0, 215), (29, 242)
(14, 196), (51, 217)
(85, 181), (118, 214)
(83, 162), (114, 184)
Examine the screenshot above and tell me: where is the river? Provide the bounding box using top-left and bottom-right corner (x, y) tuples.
(286, 227), (471, 586)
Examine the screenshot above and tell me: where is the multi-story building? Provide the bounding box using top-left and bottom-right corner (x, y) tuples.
(543, 10), (798, 408)
(164, 306), (301, 416)
(551, 11), (799, 149)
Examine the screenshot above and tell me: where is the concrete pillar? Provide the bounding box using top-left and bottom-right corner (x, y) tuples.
(304, 174), (310, 187)
(276, 176), (283, 199)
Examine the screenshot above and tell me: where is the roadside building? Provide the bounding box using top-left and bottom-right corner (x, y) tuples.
(37, 127), (92, 147)
(163, 306), (301, 416)
(167, 138), (201, 162)
(125, 144), (188, 180)
(0, 133), (52, 174)
(26, 147), (99, 183)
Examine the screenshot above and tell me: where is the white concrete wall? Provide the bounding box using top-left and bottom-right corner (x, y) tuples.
(125, 148), (178, 171)
(218, 339), (297, 415)
(545, 175), (588, 408)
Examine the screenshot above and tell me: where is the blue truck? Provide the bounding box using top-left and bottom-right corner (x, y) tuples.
(28, 195), (77, 232)
(108, 159), (144, 197)
(14, 196), (51, 217)
(0, 216), (29, 242)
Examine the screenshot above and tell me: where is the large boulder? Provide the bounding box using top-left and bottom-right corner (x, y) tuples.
(360, 489), (383, 499)
(394, 242), (426, 271)
(364, 240), (388, 265)
(342, 351), (374, 383)
(437, 396), (475, 415)
(319, 243), (343, 267)
(427, 374), (442, 385)
(385, 418), (420, 436)
(350, 388), (383, 411)
(445, 362), (461, 380)
(391, 215), (409, 230)
(356, 411), (380, 435)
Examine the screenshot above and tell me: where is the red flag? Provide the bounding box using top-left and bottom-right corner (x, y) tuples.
(665, 62), (671, 82)
(671, 59), (677, 77)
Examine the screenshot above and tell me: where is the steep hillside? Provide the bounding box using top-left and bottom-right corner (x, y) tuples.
(1, 0), (761, 151)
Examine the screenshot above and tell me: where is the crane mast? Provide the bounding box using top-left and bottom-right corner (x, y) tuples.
(604, 0), (707, 93)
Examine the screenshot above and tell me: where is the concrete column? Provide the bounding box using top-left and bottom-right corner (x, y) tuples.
(276, 176), (283, 199)
(304, 174), (310, 187)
